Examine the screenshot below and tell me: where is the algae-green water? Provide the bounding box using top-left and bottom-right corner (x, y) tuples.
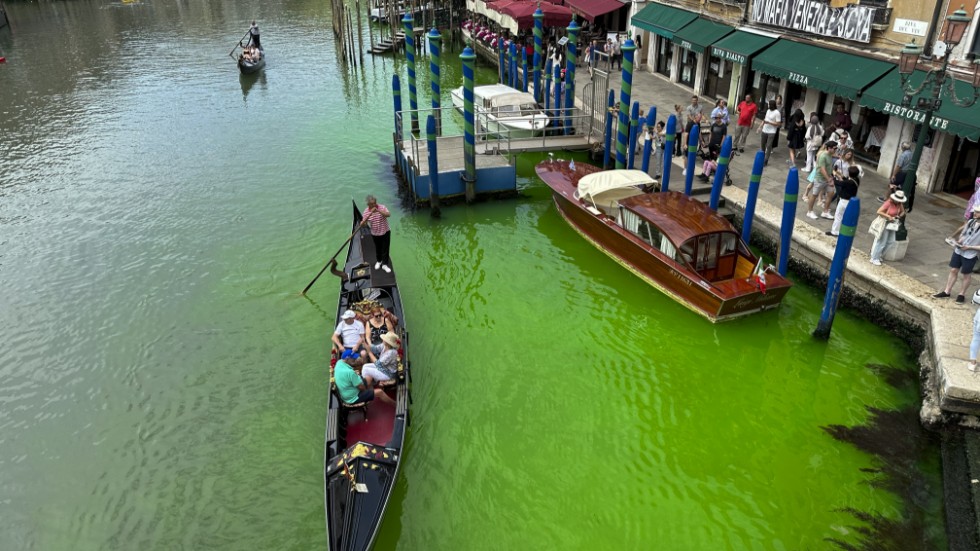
(0, 1), (943, 549)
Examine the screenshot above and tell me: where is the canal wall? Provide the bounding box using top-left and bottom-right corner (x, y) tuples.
(719, 184), (980, 430)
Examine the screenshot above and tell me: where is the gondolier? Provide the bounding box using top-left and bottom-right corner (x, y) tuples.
(249, 21), (261, 49)
(361, 195), (392, 273)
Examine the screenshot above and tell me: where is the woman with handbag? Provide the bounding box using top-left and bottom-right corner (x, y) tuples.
(869, 190), (907, 266)
(803, 114), (823, 172)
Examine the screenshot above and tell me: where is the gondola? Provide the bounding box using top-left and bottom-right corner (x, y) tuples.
(238, 47), (265, 74)
(324, 201), (411, 551)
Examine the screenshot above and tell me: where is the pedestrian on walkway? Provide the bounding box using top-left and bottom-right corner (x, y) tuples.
(758, 99), (781, 166)
(361, 194), (393, 273)
(707, 114), (727, 150)
(673, 104), (685, 158)
(968, 290), (980, 372)
(826, 165), (860, 237)
(868, 190), (906, 266)
(805, 141), (837, 219)
(710, 99), (730, 126)
(612, 35), (622, 69)
(966, 175), (980, 220)
(803, 114), (824, 172)
(832, 102), (853, 133)
(683, 112), (703, 176)
(786, 109), (806, 166)
(772, 94), (783, 149)
(934, 205), (980, 302)
(734, 94), (757, 152)
(882, 141), (912, 203)
(650, 120), (665, 178)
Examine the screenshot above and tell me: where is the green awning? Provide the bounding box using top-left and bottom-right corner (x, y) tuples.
(752, 40), (894, 99)
(710, 31), (777, 69)
(860, 69), (980, 142)
(631, 3), (697, 40)
(670, 18), (734, 54)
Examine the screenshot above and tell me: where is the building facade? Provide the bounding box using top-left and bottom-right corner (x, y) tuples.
(628, 0), (980, 198)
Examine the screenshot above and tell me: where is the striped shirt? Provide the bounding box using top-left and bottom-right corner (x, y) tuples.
(362, 205), (391, 236)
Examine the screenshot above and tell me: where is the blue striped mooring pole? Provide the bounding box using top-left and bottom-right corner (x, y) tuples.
(553, 63), (561, 125)
(522, 49), (528, 93)
(461, 46), (477, 203)
(510, 42), (518, 89)
(392, 75), (402, 141)
(564, 19), (579, 135)
(615, 40), (636, 169)
(708, 136), (733, 211)
(403, 14), (418, 133)
(684, 123), (699, 196)
(603, 90), (614, 169)
(533, 9), (543, 103)
(741, 151), (765, 243)
(628, 101), (639, 169)
(641, 107), (656, 174)
(428, 28), (441, 135)
(426, 115), (441, 217)
(662, 115), (676, 192)
(498, 38), (505, 84)
(814, 198), (861, 339)
(544, 58), (552, 112)
(777, 168), (800, 277)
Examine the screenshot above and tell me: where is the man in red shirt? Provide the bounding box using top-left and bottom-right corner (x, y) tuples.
(361, 194), (393, 273)
(734, 94), (758, 153)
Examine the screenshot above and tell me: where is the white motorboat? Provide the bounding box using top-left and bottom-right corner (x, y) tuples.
(450, 84), (550, 138)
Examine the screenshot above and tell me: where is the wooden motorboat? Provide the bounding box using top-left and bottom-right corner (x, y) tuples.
(450, 83), (549, 138)
(238, 46), (265, 74)
(324, 202), (411, 550)
(535, 159), (792, 322)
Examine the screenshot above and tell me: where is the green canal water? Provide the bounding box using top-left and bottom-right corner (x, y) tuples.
(0, 1), (944, 549)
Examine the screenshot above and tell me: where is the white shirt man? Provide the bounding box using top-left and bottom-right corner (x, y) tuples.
(333, 310), (366, 353)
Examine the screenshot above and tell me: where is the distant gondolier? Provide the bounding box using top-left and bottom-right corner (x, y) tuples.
(249, 21), (260, 49)
(361, 195), (392, 273)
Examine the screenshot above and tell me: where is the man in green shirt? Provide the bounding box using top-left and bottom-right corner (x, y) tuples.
(333, 352), (395, 405)
(806, 141), (838, 220)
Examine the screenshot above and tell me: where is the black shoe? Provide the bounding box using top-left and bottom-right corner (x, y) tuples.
(824, 231), (837, 237)
(957, 295), (966, 303)
(933, 291), (950, 298)
(738, 147), (744, 153)
(876, 196), (886, 203)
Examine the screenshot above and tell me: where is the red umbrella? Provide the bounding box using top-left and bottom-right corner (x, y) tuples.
(500, 1), (573, 29)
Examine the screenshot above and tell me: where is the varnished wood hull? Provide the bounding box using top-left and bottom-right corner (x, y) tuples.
(541, 164), (791, 322)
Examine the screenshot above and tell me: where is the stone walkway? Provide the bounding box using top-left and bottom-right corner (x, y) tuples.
(568, 63), (979, 416)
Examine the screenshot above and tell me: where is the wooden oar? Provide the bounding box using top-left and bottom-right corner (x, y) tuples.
(229, 30), (250, 59)
(301, 225), (364, 295)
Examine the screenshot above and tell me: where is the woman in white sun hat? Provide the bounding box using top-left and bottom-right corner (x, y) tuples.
(361, 332), (401, 384)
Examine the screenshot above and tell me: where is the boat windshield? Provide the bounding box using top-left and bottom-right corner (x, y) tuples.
(519, 103), (542, 116)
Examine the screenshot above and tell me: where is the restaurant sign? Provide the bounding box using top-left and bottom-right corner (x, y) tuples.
(751, 0), (875, 43)
(711, 47), (746, 65)
(881, 101), (950, 131)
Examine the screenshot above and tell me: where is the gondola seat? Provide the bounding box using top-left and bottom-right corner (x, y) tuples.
(341, 399), (369, 422)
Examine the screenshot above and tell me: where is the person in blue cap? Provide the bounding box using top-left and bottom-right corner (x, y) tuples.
(333, 352), (395, 405)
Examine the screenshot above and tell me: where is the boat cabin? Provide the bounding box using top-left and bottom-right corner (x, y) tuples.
(575, 170), (755, 283)
(475, 85), (542, 117)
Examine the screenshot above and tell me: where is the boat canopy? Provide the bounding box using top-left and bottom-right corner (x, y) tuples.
(621, 191), (736, 245)
(574, 169), (653, 211)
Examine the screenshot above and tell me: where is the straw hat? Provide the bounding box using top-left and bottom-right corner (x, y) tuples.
(381, 332), (401, 349)
(889, 190), (907, 203)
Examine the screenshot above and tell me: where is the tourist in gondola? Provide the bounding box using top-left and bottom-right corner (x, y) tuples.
(361, 194), (392, 273)
(364, 305), (395, 356)
(361, 332), (401, 384)
(334, 352), (395, 405)
(332, 309), (366, 355)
